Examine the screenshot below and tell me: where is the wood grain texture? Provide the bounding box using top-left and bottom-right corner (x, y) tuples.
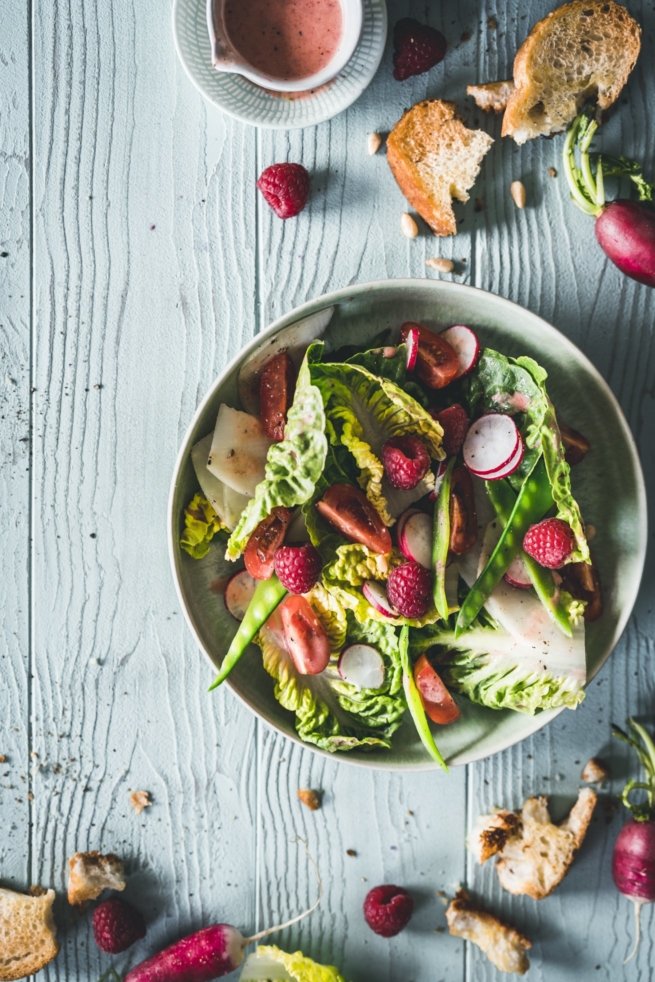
(0, 0), (652, 979)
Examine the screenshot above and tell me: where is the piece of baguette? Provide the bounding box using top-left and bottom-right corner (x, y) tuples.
(387, 100), (494, 237)
(0, 887), (59, 981)
(467, 80), (514, 113)
(67, 850), (125, 906)
(503, 0), (641, 144)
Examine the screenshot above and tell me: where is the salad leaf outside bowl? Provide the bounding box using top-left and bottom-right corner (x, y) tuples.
(168, 279), (647, 770)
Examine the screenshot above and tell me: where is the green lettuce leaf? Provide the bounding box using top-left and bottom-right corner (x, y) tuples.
(180, 493), (226, 559)
(240, 945), (347, 982)
(467, 348), (589, 564)
(226, 345), (328, 560)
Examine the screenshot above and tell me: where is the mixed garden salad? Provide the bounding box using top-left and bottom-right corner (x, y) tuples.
(180, 318), (601, 767)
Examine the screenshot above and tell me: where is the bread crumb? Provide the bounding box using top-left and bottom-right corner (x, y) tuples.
(581, 757), (610, 784)
(297, 788), (322, 811)
(346, 848), (358, 857)
(547, 166), (558, 177)
(487, 16), (498, 30)
(0, 754), (7, 763)
(510, 180), (527, 209)
(426, 258), (455, 274)
(368, 132), (383, 156)
(130, 789), (152, 815)
(401, 212), (419, 239)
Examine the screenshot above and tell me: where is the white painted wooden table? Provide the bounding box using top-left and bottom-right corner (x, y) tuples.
(1, 1), (654, 979)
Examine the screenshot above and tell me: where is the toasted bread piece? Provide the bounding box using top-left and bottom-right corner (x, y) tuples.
(467, 80), (514, 113)
(387, 100), (494, 236)
(446, 890), (531, 975)
(0, 887), (59, 981)
(503, 0), (641, 144)
(467, 809), (521, 863)
(67, 851), (125, 906)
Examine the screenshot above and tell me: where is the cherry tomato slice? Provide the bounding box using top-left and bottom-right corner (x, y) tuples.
(259, 352), (296, 442)
(280, 596), (331, 675)
(243, 507), (292, 580)
(449, 466), (477, 555)
(315, 484), (392, 554)
(400, 322), (460, 390)
(432, 403), (470, 457)
(413, 654), (460, 725)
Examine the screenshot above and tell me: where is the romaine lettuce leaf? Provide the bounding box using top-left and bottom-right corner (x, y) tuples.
(180, 493), (226, 559)
(240, 945), (346, 982)
(226, 345), (328, 560)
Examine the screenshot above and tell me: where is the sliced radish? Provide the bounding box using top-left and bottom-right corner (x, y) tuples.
(338, 644), (385, 689)
(404, 325), (420, 371)
(396, 507), (419, 544)
(362, 581), (398, 618)
(480, 436), (525, 481)
(399, 511), (433, 568)
(504, 554), (533, 590)
(463, 414), (520, 477)
(440, 325), (481, 377)
(428, 459), (449, 502)
(224, 569), (257, 620)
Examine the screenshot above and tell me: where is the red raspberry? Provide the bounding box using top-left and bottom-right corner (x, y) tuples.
(523, 518), (575, 569)
(382, 435), (430, 490)
(274, 544), (323, 594)
(257, 163), (310, 219)
(92, 898), (146, 954)
(432, 404), (470, 456)
(364, 884), (414, 937)
(387, 562), (432, 619)
(393, 18), (447, 81)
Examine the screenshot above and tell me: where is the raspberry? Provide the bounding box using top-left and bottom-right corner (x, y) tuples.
(387, 562), (432, 619)
(382, 435), (430, 490)
(92, 898), (146, 954)
(257, 163), (310, 219)
(363, 884), (414, 937)
(274, 544), (323, 594)
(393, 18), (447, 81)
(523, 518), (575, 569)
(432, 403), (470, 456)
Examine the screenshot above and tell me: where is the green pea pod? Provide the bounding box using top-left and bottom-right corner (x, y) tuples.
(399, 626), (447, 771)
(209, 575), (288, 691)
(487, 478), (574, 638)
(455, 458), (553, 635)
(432, 459), (455, 621)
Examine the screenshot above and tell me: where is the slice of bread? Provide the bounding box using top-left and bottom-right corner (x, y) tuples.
(503, 0), (641, 144)
(467, 80), (514, 114)
(0, 887), (59, 981)
(387, 100), (494, 237)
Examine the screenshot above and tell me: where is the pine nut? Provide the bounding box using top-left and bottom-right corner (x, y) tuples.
(510, 180), (526, 209)
(426, 258), (455, 273)
(401, 213), (419, 238)
(368, 132), (382, 155)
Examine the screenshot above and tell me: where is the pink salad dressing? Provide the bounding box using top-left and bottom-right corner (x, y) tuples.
(224, 0), (343, 81)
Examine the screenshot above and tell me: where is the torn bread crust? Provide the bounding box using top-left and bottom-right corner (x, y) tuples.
(469, 788), (597, 900)
(467, 80), (514, 113)
(467, 809), (521, 863)
(67, 851), (126, 906)
(0, 887), (59, 981)
(446, 890), (531, 975)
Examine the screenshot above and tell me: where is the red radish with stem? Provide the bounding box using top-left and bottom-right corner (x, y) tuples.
(563, 114), (655, 287)
(611, 719), (655, 962)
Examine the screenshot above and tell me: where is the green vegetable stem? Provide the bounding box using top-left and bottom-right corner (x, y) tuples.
(433, 459), (455, 621)
(613, 719), (655, 821)
(455, 459), (553, 635)
(209, 575), (288, 691)
(399, 626), (447, 771)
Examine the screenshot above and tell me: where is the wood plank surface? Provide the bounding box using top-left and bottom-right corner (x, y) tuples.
(0, 0), (652, 979)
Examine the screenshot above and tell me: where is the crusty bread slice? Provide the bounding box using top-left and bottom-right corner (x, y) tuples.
(387, 100), (494, 237)
(0, 887), (59, 981)
(503, 0), (641, 144)
(467, 80), (514, 113)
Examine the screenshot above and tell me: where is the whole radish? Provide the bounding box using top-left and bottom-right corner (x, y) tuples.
(611, 719), (655, 962)
(563, 114), (655, 287)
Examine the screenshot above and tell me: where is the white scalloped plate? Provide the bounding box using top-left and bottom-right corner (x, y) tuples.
(172, 0), (388, 129)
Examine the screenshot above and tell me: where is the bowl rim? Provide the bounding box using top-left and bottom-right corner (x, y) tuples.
(167, 278), (648, 771)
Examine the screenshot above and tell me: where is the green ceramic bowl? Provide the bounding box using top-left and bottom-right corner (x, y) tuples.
(168, 280), (647, 769)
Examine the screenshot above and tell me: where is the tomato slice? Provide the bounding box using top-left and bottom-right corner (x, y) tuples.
(449, 466), (477, 555)
(259, 352), (296, 442)
(315, 484), (392, 554)
(413, 654), (460, 725)
(243, 507), (292, 580)
(280, 596), (331, 675)
(400, 322), (460, 390)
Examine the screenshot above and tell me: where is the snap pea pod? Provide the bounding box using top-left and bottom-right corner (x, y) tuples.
(455, 458), (553, 636)
(209, 575), (287, 691)
(487, 478), (574, 638)
(432, 459), (455, 621)
(399, 626), (447, 771)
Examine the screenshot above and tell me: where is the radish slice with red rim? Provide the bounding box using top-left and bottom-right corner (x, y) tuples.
(362, 581), (398, 618)
(440, 325), (481, 377)
(396, 507), (420, 543)
(338, 644), (385, 689)
(504, 554), (533, 590)
(399, 511), (433, 568)
(404, 326), (420, 371)
(479, 435), (525, 481)
(463, 414), (521, 476)
(224, 569), (257, 621)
